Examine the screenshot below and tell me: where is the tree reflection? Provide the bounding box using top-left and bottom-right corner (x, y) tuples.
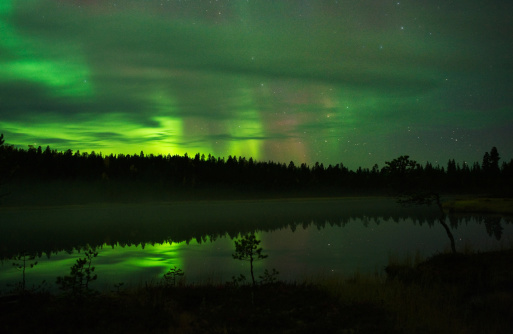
(1, 199), (511, 261)
(484, 216), (504, 240)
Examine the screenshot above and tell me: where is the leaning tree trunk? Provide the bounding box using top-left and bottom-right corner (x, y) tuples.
(439, 217), (457, 254)
(434, 195), (457, 254)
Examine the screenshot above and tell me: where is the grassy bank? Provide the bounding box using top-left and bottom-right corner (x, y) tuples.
(2, 249), (512, 334)
(321, 249), (513, 334)
(442, 197), (513, 215)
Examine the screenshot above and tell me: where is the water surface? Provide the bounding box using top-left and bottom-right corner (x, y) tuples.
(1, 198), (511, 291)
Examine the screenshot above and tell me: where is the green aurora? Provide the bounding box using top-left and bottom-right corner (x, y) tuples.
(1, 0), (512, 169)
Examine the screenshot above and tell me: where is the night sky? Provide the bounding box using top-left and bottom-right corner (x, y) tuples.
(1, 0), (512, 170)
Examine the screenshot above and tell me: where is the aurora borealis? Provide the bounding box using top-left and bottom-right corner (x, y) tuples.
(1, 0), (512, 169)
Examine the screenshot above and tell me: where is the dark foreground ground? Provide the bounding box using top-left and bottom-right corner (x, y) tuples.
(1, 249), (512, 334)
(0, 283), (394, 334)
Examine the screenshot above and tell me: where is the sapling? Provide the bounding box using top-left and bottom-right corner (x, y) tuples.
(163, 266), (184, 287)
(232, 232), (268, 287)
(11, 252), (38, 294)
(259, 268), (280, 285)
(56, 247), (98, 298)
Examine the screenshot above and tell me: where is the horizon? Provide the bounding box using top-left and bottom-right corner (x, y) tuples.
(2, 136), (505, 172)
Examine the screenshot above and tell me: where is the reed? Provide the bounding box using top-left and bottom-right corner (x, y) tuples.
(309, 247), (513, 333)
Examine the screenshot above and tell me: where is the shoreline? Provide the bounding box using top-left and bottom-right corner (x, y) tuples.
(442, 197), (513, 215)
(2, 247), (512, 333)
(0, 195), (393, 210)
(2, 193), (512, 215)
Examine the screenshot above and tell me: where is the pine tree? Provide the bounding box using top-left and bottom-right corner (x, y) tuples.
(232, 233), (268, 287)
(482, 152), (491, 172)
(489, 147), (500, 173)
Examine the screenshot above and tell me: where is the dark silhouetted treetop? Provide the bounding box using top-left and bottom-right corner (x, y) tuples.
(0, 141), (511, 196)
(382, 155), (420, 177)
(489, 147), (500, 173)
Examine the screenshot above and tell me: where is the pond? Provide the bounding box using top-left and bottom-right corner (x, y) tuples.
(1, 197), (512, 291)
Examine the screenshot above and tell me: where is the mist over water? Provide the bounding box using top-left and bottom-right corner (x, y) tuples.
(1, 198), (511, 290)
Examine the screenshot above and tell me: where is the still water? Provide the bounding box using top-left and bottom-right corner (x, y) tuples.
(1, 198), (512, 291)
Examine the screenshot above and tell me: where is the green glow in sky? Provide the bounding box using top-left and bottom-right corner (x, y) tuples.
(1, 0), (512, 169)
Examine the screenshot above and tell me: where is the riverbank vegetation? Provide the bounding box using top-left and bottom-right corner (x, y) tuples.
(1, 247), (512, 333)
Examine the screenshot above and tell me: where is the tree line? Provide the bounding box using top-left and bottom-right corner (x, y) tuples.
(1, 134), (512, 195)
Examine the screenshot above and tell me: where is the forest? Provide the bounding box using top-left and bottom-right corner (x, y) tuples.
(1, 133), (512, 198)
